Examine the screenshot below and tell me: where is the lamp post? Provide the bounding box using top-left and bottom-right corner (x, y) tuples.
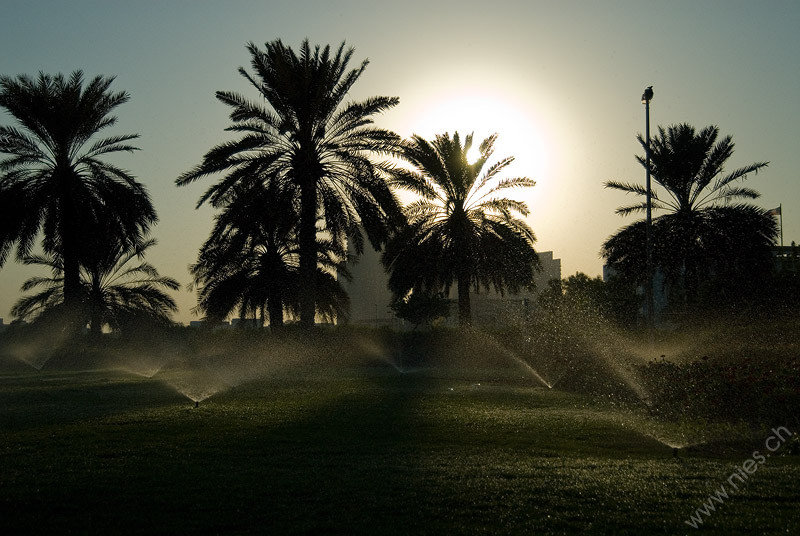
(641, 85), (654, 337)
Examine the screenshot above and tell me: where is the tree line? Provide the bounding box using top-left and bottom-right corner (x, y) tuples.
(0, 39), (783, 335)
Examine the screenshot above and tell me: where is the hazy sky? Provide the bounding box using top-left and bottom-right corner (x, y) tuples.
(1, 0), (799, 324)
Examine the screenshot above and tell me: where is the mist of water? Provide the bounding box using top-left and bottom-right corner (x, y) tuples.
(114, 349), (172, 378)
(160, 369), (228, 403)
(475, 331), (552, 387)
(3, 334), (69, 371)
(353, 335), (405, 373)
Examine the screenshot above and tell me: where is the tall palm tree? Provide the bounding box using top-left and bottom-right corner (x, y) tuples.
(383, 132), (540, 327)
(190, 180), (350, 327)
(12, 235), (179, 334)
(603, 123), (777, 309)
(177, 40), (402, 328)
(0, 71), (155, 326)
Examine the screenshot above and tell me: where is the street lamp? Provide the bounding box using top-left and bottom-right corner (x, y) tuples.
(641, 85), (654, 337)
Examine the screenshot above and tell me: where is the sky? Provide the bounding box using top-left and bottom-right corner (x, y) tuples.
(1, 0), (799, 324)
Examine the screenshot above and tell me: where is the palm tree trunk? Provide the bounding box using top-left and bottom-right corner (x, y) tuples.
(62, 247), (82, 313)
(454, 212), (473, 328)
(685, 257), (700, 311)
(89, 277), (102, 337)
(59, 180), (83, 333)
(457, 273), (472, 328)
(238, 302), (247, 328)
(89, 305), (103, 338)
(267, 288), (284, 328)
(89, 309), (102, 336)
(299, 178), (317, 329)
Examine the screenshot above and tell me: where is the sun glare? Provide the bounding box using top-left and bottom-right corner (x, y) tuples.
(466, 146), (481, 164)
(403, 93), (550, 185)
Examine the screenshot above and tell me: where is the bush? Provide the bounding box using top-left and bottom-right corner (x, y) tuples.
(640, 353), (800, 426)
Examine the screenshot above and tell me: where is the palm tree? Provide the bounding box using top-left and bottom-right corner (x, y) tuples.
(190, 179), (350, 327)
(12, 235), (179, 334)
(603, 123), (777, 309)
(177, 40), (402, 328)
(383, 132), (540, 327)
(0, 71), (156, 327)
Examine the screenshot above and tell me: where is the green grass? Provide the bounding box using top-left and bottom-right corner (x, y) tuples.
(1, 367), (798, 535)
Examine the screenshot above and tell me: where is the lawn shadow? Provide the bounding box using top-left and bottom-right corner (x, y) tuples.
(0, 371), (183, 431)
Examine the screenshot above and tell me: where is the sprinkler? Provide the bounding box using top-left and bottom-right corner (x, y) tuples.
(672, 447), (678, 458)
(194, 401), (199, 408)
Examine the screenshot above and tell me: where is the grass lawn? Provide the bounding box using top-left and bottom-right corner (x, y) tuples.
(1, 365), (798, 535)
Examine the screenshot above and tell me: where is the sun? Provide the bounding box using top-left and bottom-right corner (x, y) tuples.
(466, 145), (481, 164)
(401, 93), (550, 183)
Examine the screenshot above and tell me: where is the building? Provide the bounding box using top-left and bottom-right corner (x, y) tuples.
(230, 317), (261, 329)
(603, 263), (668, 324)
(341, 248), (562, 328)
(452, 251), (561, 327)
(340, 245), (396, 327)
(772, 244), (800, 273)
(188, 320), (230, 329)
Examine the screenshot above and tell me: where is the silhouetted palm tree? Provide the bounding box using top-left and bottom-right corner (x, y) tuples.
(603, 123), (777, 308)
(12, 235), (179, 334)
(383, 132), (540, 327)
(190, 180), (350, 327)
(177, 40), (402, 328)
(0, 71), (156, 327)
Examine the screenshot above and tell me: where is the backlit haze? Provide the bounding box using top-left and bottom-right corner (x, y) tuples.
(1, 0), (798, 324)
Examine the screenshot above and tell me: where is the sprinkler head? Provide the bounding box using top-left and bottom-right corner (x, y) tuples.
(672, 447), (679, 458)
(194, 401), (199, 408)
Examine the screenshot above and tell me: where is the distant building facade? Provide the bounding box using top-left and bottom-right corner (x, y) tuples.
(188, 320), (231, 329)
(772, 244), (800, 273)
(453, 251), (561, 327)
(230, 317), (260, 329)
(340, 248), (562, 328)
(340, 245), (396, 327)
(602, 242), (798, 325)
(602, 263), (668, 324)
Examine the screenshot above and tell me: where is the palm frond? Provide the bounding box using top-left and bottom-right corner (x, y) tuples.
(605, 180), (648, 196)
(613, 200), (670, 216)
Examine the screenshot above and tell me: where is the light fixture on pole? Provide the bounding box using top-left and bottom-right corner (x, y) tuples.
(641, 85), (654, 336)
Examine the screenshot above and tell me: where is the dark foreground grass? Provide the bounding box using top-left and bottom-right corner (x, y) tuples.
(1, 368), (798, 535)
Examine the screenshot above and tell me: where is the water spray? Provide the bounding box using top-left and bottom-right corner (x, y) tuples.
(638, 396), (657, 417)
